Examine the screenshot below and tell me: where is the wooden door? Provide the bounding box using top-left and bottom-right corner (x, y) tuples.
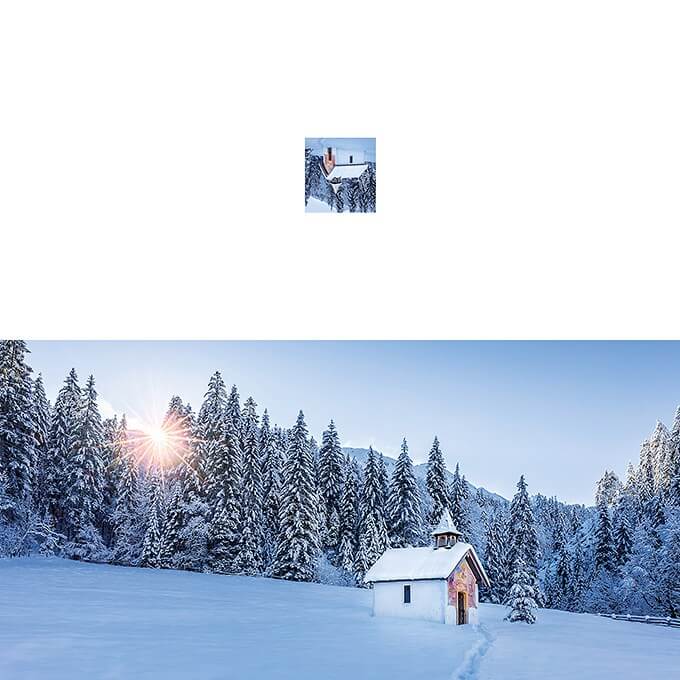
(457, 591), (466, 625)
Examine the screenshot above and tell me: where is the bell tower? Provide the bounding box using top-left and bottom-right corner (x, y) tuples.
(432, 509), (462, 549)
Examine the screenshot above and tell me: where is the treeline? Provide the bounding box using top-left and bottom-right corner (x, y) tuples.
(0, 341), (442, 584)
(304, 148), (376, 213)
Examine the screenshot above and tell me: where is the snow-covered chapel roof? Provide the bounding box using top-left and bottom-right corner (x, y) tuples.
(364, 543), (490, 586)
(321, 162), (368, 182)
(431, 509), (462, 536)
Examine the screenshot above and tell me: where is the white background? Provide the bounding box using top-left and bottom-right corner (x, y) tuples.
(1, 1), (679, 339)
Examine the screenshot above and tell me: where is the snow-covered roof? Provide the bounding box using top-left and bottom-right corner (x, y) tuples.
(321, 163), (368, 181)
(431, 509), (462, 536)
(364, 543), (490, 587)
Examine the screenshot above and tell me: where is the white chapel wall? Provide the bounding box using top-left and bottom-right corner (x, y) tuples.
(372, 580), (446, 623)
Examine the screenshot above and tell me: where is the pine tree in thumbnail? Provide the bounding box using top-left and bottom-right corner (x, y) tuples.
(505, 556), (538, 624)
(347, 179), (359, 212)
(386, 439), (423, 547)
(318, 420), (345, 550)
(273, 411), (320, 581)
(426, 436), (449, 528)
(359, 163), (376, 212)
(335, 185), (344, 213)
(304, 147), (311, 206)
(0, 340), (36, 517)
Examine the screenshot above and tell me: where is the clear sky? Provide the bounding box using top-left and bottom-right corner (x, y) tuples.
(26, 341), (680, 506)
(305, 138), (376, 162)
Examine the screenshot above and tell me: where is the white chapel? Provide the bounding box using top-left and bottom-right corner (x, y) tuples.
(364, 510), (490, 625)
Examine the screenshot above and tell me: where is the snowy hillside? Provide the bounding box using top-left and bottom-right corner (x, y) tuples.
(1, 558), (677, 680)
(304, 196), (331, 212)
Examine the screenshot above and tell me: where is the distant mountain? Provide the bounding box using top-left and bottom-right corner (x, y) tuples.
(342, 447), (508, 506)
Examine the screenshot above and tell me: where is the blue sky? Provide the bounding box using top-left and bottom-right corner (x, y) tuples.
(26, 341), (680, 505)
(305, 138), (376, 162)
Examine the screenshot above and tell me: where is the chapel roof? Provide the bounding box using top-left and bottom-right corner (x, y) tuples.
(364, 542), (490, 587)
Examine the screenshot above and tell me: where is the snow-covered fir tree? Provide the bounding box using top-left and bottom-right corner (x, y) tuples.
(317, 420), (344, 551)
(273, 411), (320, 581)
(112, 417), (143, 565)
(360, 446), (389, 562)
(595, 470), (622, 506)
(240, 396), (258, 454)
(31, 373), (51, 512)
(198, 371), (228, 498)
(338, 456), (360, 572)
(100, 415), (120, 547)
(63, 375), (108, 561)
(206, 421), (242, 573)
(347, 179), (359, 212)
(482, 508), (509, 604)
(334, 185), (344, 213)
(196, 374), (242, 573)
(386, 439), (423, 547)
(426, 436), (449, 528)
(359, 163), (376, 212)
(159, 480), (183, 568)
(448, 463), (470, 539)
(505, 556), (538, 624)
(260, 413), (283, 570)
(613, 495), (633, 565)
(0, 340), (36, 517)
(43, 369), (82, 532)
(236, 403), (264, 575)
(304, 146), (313, 206)
(595, 499), (616, 571)
(141, 468), (164, 568)
(506, 475), (540, 604)
(225, 384), (241, 434)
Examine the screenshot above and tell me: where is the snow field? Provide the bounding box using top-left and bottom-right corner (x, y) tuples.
(1, 558), (677, 680)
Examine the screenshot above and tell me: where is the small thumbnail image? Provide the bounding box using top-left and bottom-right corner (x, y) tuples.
(305, 138), (376, 212)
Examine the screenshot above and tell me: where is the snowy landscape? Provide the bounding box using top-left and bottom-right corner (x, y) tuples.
(305, 138), (376, 212)
(1, 340), (680, 678)
(1, 557), (677, 680)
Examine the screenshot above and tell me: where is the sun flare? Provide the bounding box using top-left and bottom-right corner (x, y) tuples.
(124, 415), (191, 470)
(148, 427), (169, 447)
